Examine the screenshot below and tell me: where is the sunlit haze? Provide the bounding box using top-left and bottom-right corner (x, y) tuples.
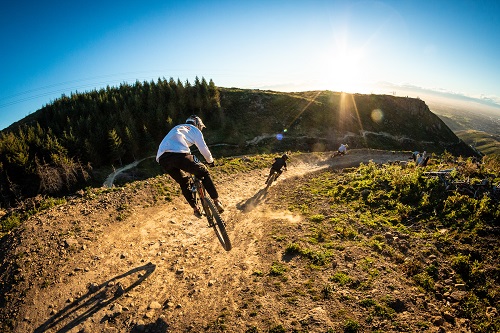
(1, 0), (499, 130)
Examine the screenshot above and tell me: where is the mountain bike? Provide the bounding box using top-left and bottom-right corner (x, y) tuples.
(424, 170), (499, 201)
(190, 174), (231, 251)
(265, 170), (278, 189)
(452, 179), (492, 199)
(332, 151), (346, 158)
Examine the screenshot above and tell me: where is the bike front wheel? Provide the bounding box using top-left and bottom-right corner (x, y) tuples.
(202, 197), (232, 251)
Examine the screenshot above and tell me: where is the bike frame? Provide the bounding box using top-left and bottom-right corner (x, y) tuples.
(190, 174), (231, 251)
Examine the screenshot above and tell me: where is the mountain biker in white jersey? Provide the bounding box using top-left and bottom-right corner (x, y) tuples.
(338, 143), (348, 155)
(156, 115), (224, 217)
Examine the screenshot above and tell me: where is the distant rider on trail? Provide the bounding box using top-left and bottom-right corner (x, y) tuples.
(333, 143), (348, 157)
(156, 115), (224, 217)
(338, 143), (348, 155)
(265, 154), (288, 184)
(416, 151), (429, 167)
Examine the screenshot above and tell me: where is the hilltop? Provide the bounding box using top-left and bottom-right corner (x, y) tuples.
(1, 149), (499, 333)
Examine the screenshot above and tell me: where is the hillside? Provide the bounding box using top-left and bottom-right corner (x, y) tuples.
(1, 150), (499, 333)
(424, 98), (500, 156)
(454, 130), (500, 156)
(212, 90), (474, 157)
(0, 84), (479, 209)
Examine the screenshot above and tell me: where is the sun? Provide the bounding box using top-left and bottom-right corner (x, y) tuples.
(310, 33), (374, 94)
(322, 46), (369, 93)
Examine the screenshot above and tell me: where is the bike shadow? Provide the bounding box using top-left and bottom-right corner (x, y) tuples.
(236, 187), (269, 213)
(35, 262), (156, 333)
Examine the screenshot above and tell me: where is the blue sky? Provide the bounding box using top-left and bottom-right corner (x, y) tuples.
(1, 0), (499, 130)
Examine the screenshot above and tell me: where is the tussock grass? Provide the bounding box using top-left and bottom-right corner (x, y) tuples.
(276, 154), (499, 332)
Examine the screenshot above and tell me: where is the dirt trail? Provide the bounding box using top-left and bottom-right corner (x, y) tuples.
(12, 149), (410, 333)
(103, 156), (155, 188)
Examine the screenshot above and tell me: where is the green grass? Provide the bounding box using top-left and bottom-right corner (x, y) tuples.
(343, 319), (360, 333)
(456, 130), (500, 156)
(269, 262), (287, 276)
(1, 196), (67, 235)
(330, 272), (352, 286)
(279, 153), (500, 332)
(284, 242), (333, 266)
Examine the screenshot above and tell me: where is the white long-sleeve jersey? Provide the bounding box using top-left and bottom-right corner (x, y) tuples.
(156, 124), (214, 163)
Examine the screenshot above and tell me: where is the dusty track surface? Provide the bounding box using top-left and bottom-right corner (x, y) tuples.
(2, 149), (413, 333)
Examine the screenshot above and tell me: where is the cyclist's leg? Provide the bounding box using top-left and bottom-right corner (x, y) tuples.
(170, 169), (196, 207)
(176, 154), (220, 201)
(179, 155), (224, 213)
(265, 168), (274, 183)
(159, 155), (196, 208)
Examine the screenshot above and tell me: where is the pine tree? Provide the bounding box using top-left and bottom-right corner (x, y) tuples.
(208, 79), (221, 109)
(108, 129), (125, 166)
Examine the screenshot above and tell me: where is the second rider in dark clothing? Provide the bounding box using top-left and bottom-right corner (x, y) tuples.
(265, 154), (288, 184)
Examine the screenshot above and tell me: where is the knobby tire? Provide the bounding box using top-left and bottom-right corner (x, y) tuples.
(203, 197), (232, 251)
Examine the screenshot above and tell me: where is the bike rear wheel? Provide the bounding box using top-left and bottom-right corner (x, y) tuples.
(202, 197), (232, 251)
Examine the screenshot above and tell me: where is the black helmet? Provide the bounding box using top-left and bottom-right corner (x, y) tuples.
(282, 154), (288, 160)
(186, 115), (206, 131)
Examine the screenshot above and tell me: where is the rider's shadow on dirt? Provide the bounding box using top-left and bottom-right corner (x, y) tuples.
(236, 187), (269, 212)
(35, 262), (156, 333)
(131, 317), (169, 333)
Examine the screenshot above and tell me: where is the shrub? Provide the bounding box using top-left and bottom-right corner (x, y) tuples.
(285, 243), (302, 255)
(344, 319), (360, 333)
(413, 272), (435, 291)
(425, 264), (439, 279)
(269, 262), (287, 276)
(1, 213), (21, 233)
(451, 253), (472, 281)
(482, 154), (500, 175)
(373, 303), (395, 319)
(443, 194), (476, 225)
(309, 214), (325, 222)
(330, 272), (352, 286)
(269, 324), (285, 333)
(322, 284), (335, 299)
(359, 298), (376, 307)
(285, 243), (332, 265)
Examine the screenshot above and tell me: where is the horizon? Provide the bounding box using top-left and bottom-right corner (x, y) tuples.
(1, 0), (499, 131)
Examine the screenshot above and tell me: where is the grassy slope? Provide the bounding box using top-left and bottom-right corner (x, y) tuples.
(427, 100), (500, 156)
(455, 130), (500, 156)
(269, 156), (500, 332)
